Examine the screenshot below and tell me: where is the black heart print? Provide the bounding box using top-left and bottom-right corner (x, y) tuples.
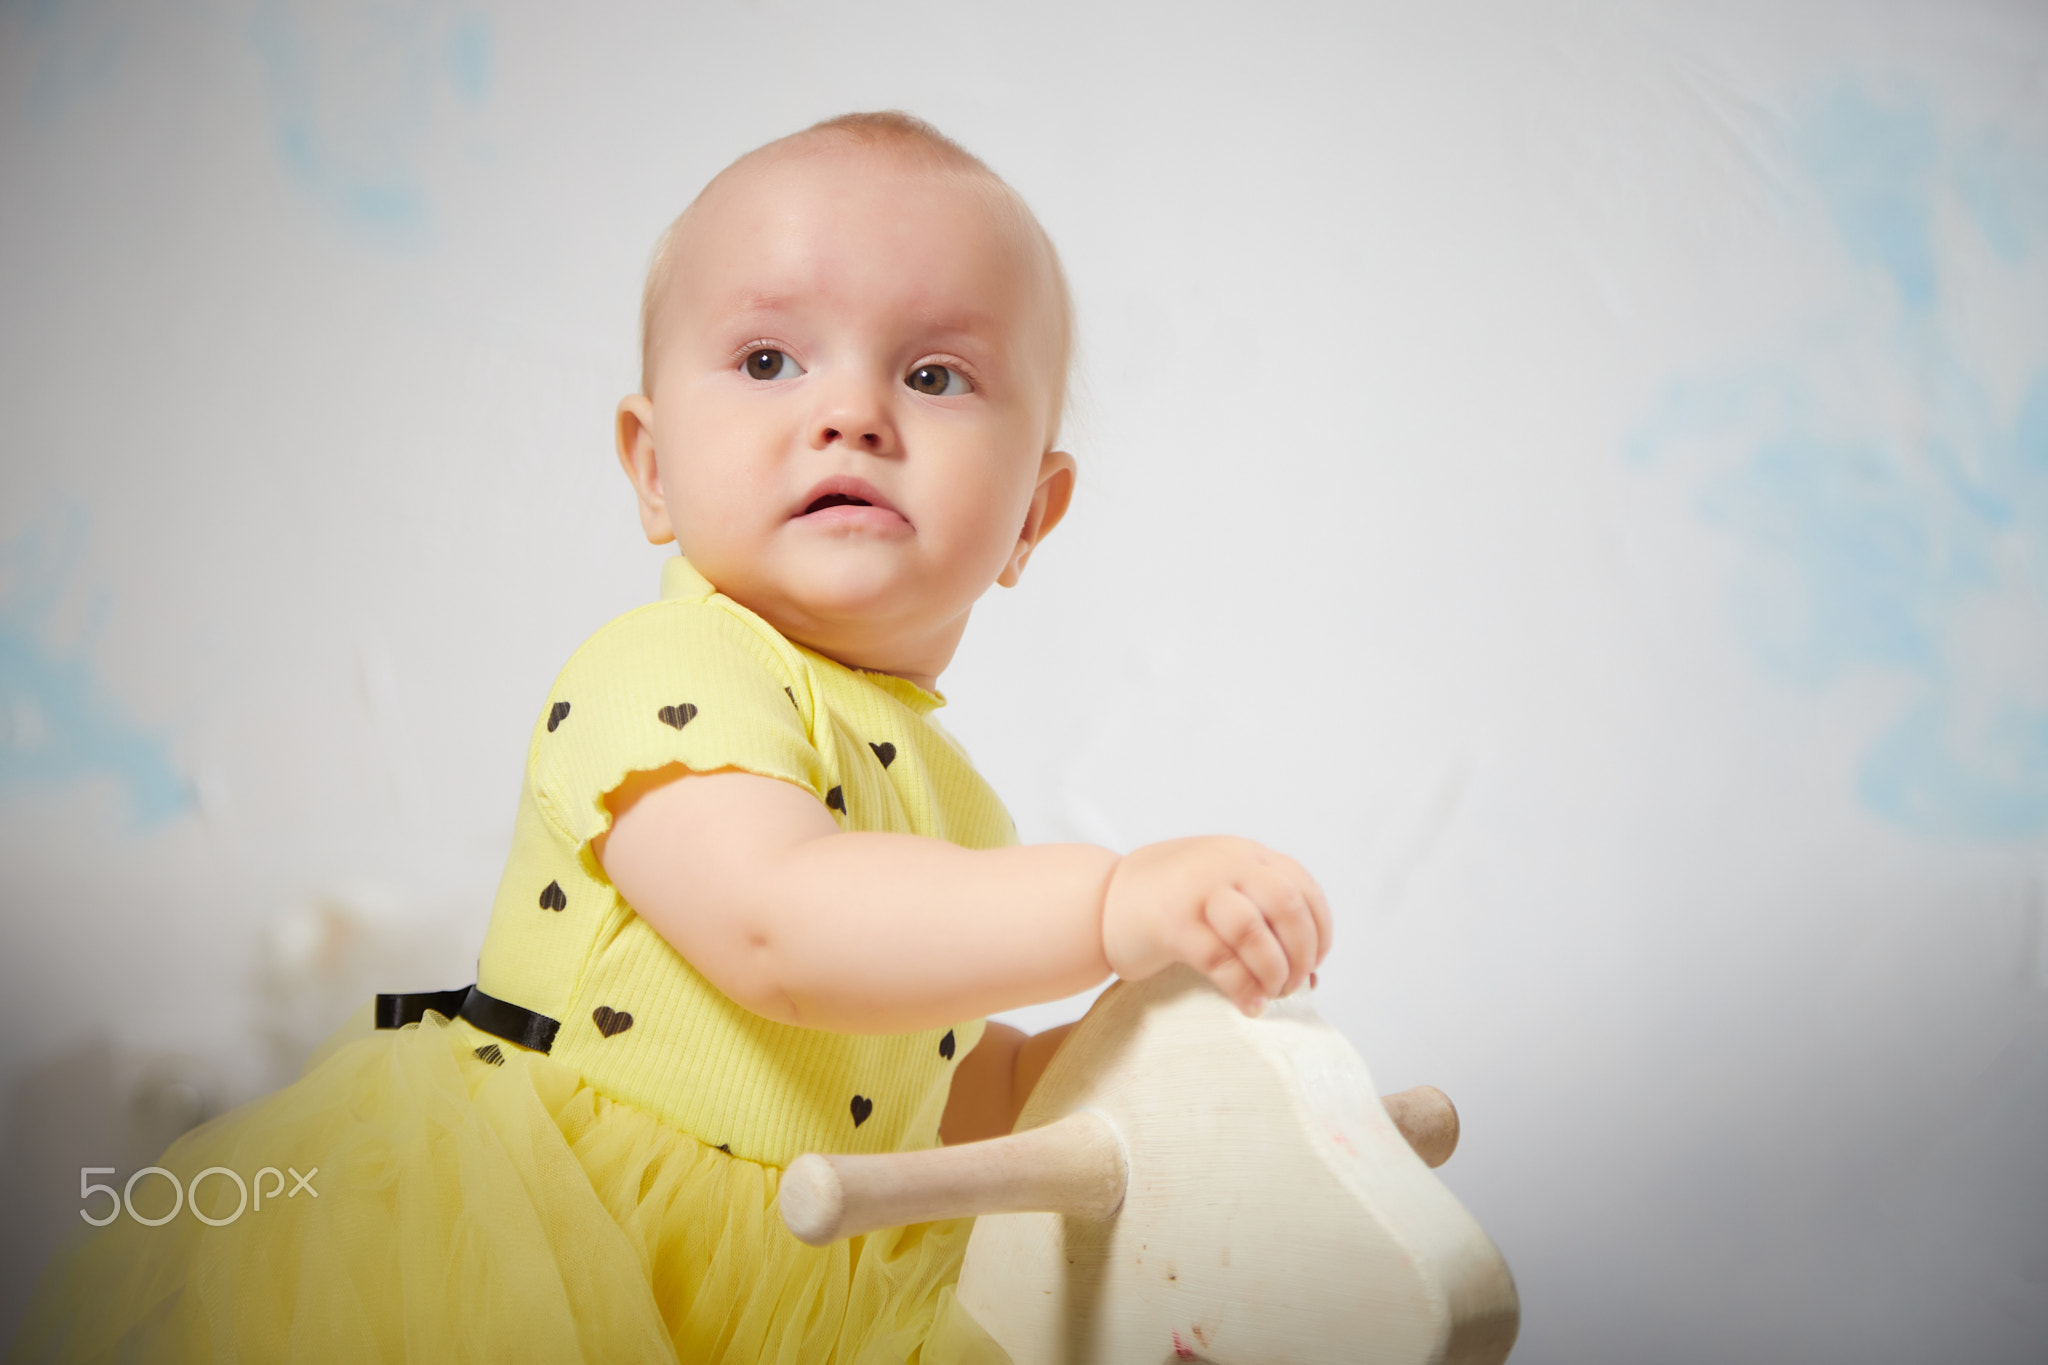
(939, 1029), (955, 1060)
(784, 686), (798, 710)
(825, 786), (845, 813)
(849, 1094), (873, 1127)
(474, 1044), (505, 1066)
(539, 880), (567, 912)
(870, 742), (896, 768)
(547, 701), (571, 732)
(657, 702), (698, 730)
(592, 1006), (634, 1038)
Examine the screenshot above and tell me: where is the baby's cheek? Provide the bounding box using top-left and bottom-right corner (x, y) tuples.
(934, 466), (1028, 548)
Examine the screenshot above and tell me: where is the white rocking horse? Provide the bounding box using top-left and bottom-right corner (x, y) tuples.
(781, 966), (1520, 1364)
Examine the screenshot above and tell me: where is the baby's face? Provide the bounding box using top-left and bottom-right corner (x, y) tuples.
(620, 143), (1071, 683)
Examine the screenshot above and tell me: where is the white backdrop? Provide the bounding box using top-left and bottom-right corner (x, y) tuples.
(4, 1), (2046, 1360)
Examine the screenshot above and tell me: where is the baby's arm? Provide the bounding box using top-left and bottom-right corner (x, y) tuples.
(937, 1021), (1024, 1144)
(597, 767), (1329, 1035)
(936, 1018), (1077, 1144)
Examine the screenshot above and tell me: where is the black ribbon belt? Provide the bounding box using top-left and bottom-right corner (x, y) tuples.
(373, 985), (560, 1055)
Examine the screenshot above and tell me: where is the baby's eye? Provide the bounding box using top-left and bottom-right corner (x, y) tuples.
(743, 349), (804, 381)
(905, 364), (971, 397)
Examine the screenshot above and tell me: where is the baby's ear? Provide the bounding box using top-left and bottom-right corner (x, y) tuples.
(999, 448), (1076, 587)
(616, 395), (675, 545)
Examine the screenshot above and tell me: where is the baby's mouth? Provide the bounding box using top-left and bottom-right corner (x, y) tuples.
(793, 477), (907, 526)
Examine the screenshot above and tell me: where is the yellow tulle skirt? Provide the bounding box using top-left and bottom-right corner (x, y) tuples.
(10, 1012), (1007, 1364)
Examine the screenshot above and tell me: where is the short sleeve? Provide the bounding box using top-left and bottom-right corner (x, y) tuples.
(531, 599), (827, 849)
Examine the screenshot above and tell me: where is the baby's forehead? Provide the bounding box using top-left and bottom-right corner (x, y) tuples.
(690, 143), (1039, 281)
(669, 146), (1057, 345)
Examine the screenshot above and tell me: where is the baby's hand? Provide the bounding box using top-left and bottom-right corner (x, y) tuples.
(1100, 837), (1332, 1016)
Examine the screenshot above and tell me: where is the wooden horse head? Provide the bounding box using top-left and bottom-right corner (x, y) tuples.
(784, 967), (1520, 1364)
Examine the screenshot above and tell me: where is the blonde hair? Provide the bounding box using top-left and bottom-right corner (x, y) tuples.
(637, 111), (1074, 440)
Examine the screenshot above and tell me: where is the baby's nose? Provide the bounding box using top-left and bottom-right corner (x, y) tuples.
(811, 388), (896, 453)
(818, 422), (885, 449)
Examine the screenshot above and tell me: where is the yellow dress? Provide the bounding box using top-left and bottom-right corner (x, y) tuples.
(11, 558), (1013, 1364)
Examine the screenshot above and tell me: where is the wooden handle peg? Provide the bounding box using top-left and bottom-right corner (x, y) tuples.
(781, 1109), (1127, 1247)
(1381, 1084), (1459, 1167)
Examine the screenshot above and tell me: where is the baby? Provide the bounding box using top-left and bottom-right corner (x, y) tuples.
(16, 112), (1329, 1365)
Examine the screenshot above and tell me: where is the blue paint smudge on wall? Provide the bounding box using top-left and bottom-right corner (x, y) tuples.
(445, 13), (491, 104)
(1957, 132), (2048, 265)
(13, 0), (131, 124)
(248, 1), (493, 246)
(0, 509), (190, 826)
(1634, 81), (2048, 840)
(1795, 87), (1941, 313)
